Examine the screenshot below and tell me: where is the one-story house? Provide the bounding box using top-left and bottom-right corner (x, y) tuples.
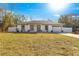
(8, 21), (72, 33)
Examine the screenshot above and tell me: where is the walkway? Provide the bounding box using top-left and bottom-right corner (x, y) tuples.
(60, 33), (79, 39)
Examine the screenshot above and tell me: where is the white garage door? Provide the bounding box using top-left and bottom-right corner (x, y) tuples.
(53, 27), (62, 33)
(52, 27), (72, 33)
(62, 27), (72, 33)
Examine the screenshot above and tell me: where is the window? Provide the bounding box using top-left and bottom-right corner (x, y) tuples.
(45, 25), (48, 31)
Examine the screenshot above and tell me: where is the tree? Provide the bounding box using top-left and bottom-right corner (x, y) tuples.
(58, 14), (79, 32)
(0, 7), (27, 32)
(2, 12), (16, 31)
(0, 8), (4, 31)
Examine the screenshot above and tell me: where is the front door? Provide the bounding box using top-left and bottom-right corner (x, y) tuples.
(30, 25), (34, 31)
(37, 25), (41, 32)
(21, 25), (25, 32)
(45, 25), (48, 32)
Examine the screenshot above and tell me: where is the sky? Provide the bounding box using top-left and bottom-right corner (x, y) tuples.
(0, 3), (79, 22)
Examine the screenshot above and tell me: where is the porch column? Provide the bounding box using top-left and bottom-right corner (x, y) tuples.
(17, 25), (21, 32)
(48, 25), (52, 32)
(25, 24), (30, 32)
(41, 25), (46, 32)
(34, 25), (37, 32)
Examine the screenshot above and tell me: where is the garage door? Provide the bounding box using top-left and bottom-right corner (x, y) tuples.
(52, 27), (72, 33)
(62, 27), (72, 33)
(53, 27), (62, 33)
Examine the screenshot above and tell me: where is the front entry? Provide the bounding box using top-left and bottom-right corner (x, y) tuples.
(21, 25), (25, 32)
(45, 25), (48, 32)
(37, 25), (41, 32)
(30, 25), (34, 31)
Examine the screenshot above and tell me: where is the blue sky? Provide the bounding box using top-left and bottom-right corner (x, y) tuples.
(0, 3), (79, 21)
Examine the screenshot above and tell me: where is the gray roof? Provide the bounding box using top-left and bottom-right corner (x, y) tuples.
(26, 21), (63, 25)
(27, 21), (53, 24)
(17, 21), (64, 26)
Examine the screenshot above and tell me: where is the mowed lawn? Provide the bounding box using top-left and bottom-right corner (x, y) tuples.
(0, 33), (79, 56)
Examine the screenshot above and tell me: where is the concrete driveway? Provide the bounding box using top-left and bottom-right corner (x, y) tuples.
(60, 33), (79, 39)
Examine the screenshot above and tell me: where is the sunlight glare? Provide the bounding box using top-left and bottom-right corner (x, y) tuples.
(48, 1), (69, 12)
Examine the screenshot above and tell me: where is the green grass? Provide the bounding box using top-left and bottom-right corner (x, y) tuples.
(0, 32), (79, 56)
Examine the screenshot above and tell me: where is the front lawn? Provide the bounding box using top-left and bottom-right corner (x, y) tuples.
(0, 33), (79, 56)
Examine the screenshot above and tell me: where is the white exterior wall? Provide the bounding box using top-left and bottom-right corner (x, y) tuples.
(53, 27), (62, 33)
(8, 24), (72, 33)
(8, 27), (16, 32)
(17, 25), (22, 32)
(48, 25), (52, 32)
(62, 27), (72, 33)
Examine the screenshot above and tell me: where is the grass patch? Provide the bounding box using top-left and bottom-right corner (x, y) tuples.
(0, 33), (79, 56)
